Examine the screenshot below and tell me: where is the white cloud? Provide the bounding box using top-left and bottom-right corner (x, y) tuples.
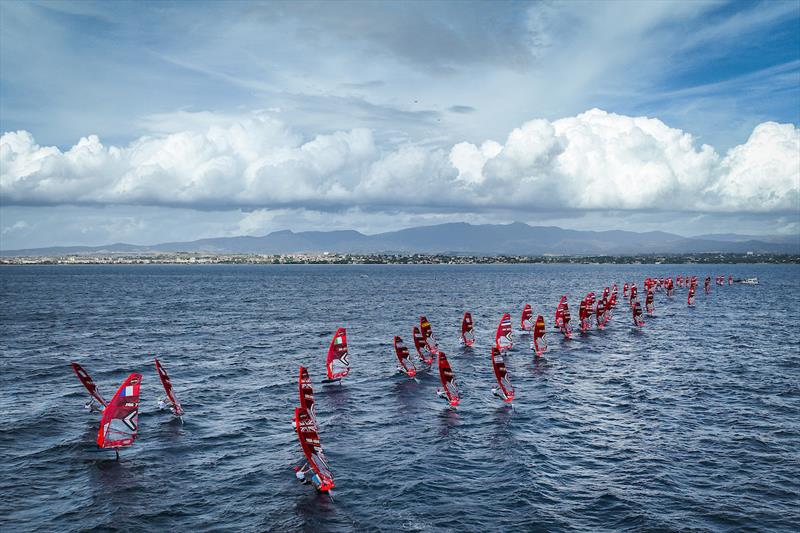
(1, 220), (29, 235)
(2, 109), (798, 215)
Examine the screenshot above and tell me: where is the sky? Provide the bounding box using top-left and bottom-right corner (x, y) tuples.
(1, 0), (799, 249)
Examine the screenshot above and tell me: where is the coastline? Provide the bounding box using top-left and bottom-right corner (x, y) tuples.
(1, 252), (797, 265)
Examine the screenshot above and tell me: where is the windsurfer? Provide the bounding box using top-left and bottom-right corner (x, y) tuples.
(294, 463), (322, 489)
(157, 397), (169, 411)
(84, 399), (102, 413)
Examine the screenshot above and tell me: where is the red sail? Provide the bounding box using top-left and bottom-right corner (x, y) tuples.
(532, 315), (547, 355)
(393, 336), (417, 377)
(491, 347), (514, 403)
(596, 297), (606, 328)
(461, 312), (475, 347)
(632, 301), (645, 327)
(298, 366), (316, 425)
(579, 297), (591, 332)
(154, 357), (184, 416)
(326, 327), (350, 381)
(561, 304), (572, 339)
(495, 312), (513, 350)
(294, 407), (335, 492)
(437, 352), (460, 406)
(412, 326), (434, 366)
(520, 304), (533, 331)
(555, 296), (567, 328)
(71, 362), (108, 407)
(97, 373), (142, 449)
(419, 316), (440, 355)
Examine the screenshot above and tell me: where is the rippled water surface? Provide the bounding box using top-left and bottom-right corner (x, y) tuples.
(1, 264), (799, 532)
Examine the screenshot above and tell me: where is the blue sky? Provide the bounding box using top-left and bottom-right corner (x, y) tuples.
(1, 0), (798, 249)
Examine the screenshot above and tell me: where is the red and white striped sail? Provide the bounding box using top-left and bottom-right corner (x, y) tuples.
(412, 326), (434, 366)
(491, 347), (514, 403)
(393, 336), (417, 378)
(495, 312), (513, 350)
(419, 316), (440, 355)
(298, 366), (316, 425)
(437, 352), (460, 406)
(326, 327), (350, 381)
(154, 357), (184, 416)
(71, 362), (107, 407)
(97, 373), (141, 449)
(294, 407), (334, 492)
(461, 312), (475, 347)
(520, 304), (534, 331)
(532, 315), (547, 355)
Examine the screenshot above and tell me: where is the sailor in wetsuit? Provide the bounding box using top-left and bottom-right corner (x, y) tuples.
(294, 463), (322, 490)
(157, 397), (169, 411)
(84, 398), (102, 413)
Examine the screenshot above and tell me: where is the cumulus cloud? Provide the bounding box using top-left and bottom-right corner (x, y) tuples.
(1, 220), (30, 235)
(1, 109), (798, 214)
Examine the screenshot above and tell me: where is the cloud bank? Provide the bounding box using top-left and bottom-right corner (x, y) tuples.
(2, 109), (798, 214)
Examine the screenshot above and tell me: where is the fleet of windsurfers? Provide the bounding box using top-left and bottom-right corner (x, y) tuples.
(71, 272), (733, 492)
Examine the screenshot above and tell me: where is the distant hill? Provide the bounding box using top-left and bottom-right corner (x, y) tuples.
(2, 222), (798, 256)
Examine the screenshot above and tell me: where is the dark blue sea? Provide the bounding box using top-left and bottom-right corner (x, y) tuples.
(1, 264), (799, 532)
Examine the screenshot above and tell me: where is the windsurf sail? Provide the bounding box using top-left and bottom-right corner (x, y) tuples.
(491, 347), (514, 403)
(596, 296), (606, 328)
(520, 304), (534, 331)
(629, 285), (638, 304)
(326, 327), (350, 381)
(71, 362), (108, 407)
(97, 373), (142, 449)
(437, 352), (460, 406)
(555, 296), (567, 329)
(495, 312), (513, 350)
(532, 315), (547, 355)
(298, 366), (316, 425)
(645, 289), (655, 315)
(688, 285), (696, 306)
(393, 336), (417, 378)
(154, 357), (184, 416)
(632, 300), (645, 327)
(412, 326), (434, 366)
(419, 316), (440, 355)
(294, 406), (335, 492)
(461, 312), (475, 347)
(579, 298), (590, 332)
(561, 305), (572, 339)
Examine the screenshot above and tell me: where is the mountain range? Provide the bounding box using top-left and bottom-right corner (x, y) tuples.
(3, 222), (798, 256)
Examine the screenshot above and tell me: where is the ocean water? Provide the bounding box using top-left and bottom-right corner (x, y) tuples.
(1, 264), (798, 532)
